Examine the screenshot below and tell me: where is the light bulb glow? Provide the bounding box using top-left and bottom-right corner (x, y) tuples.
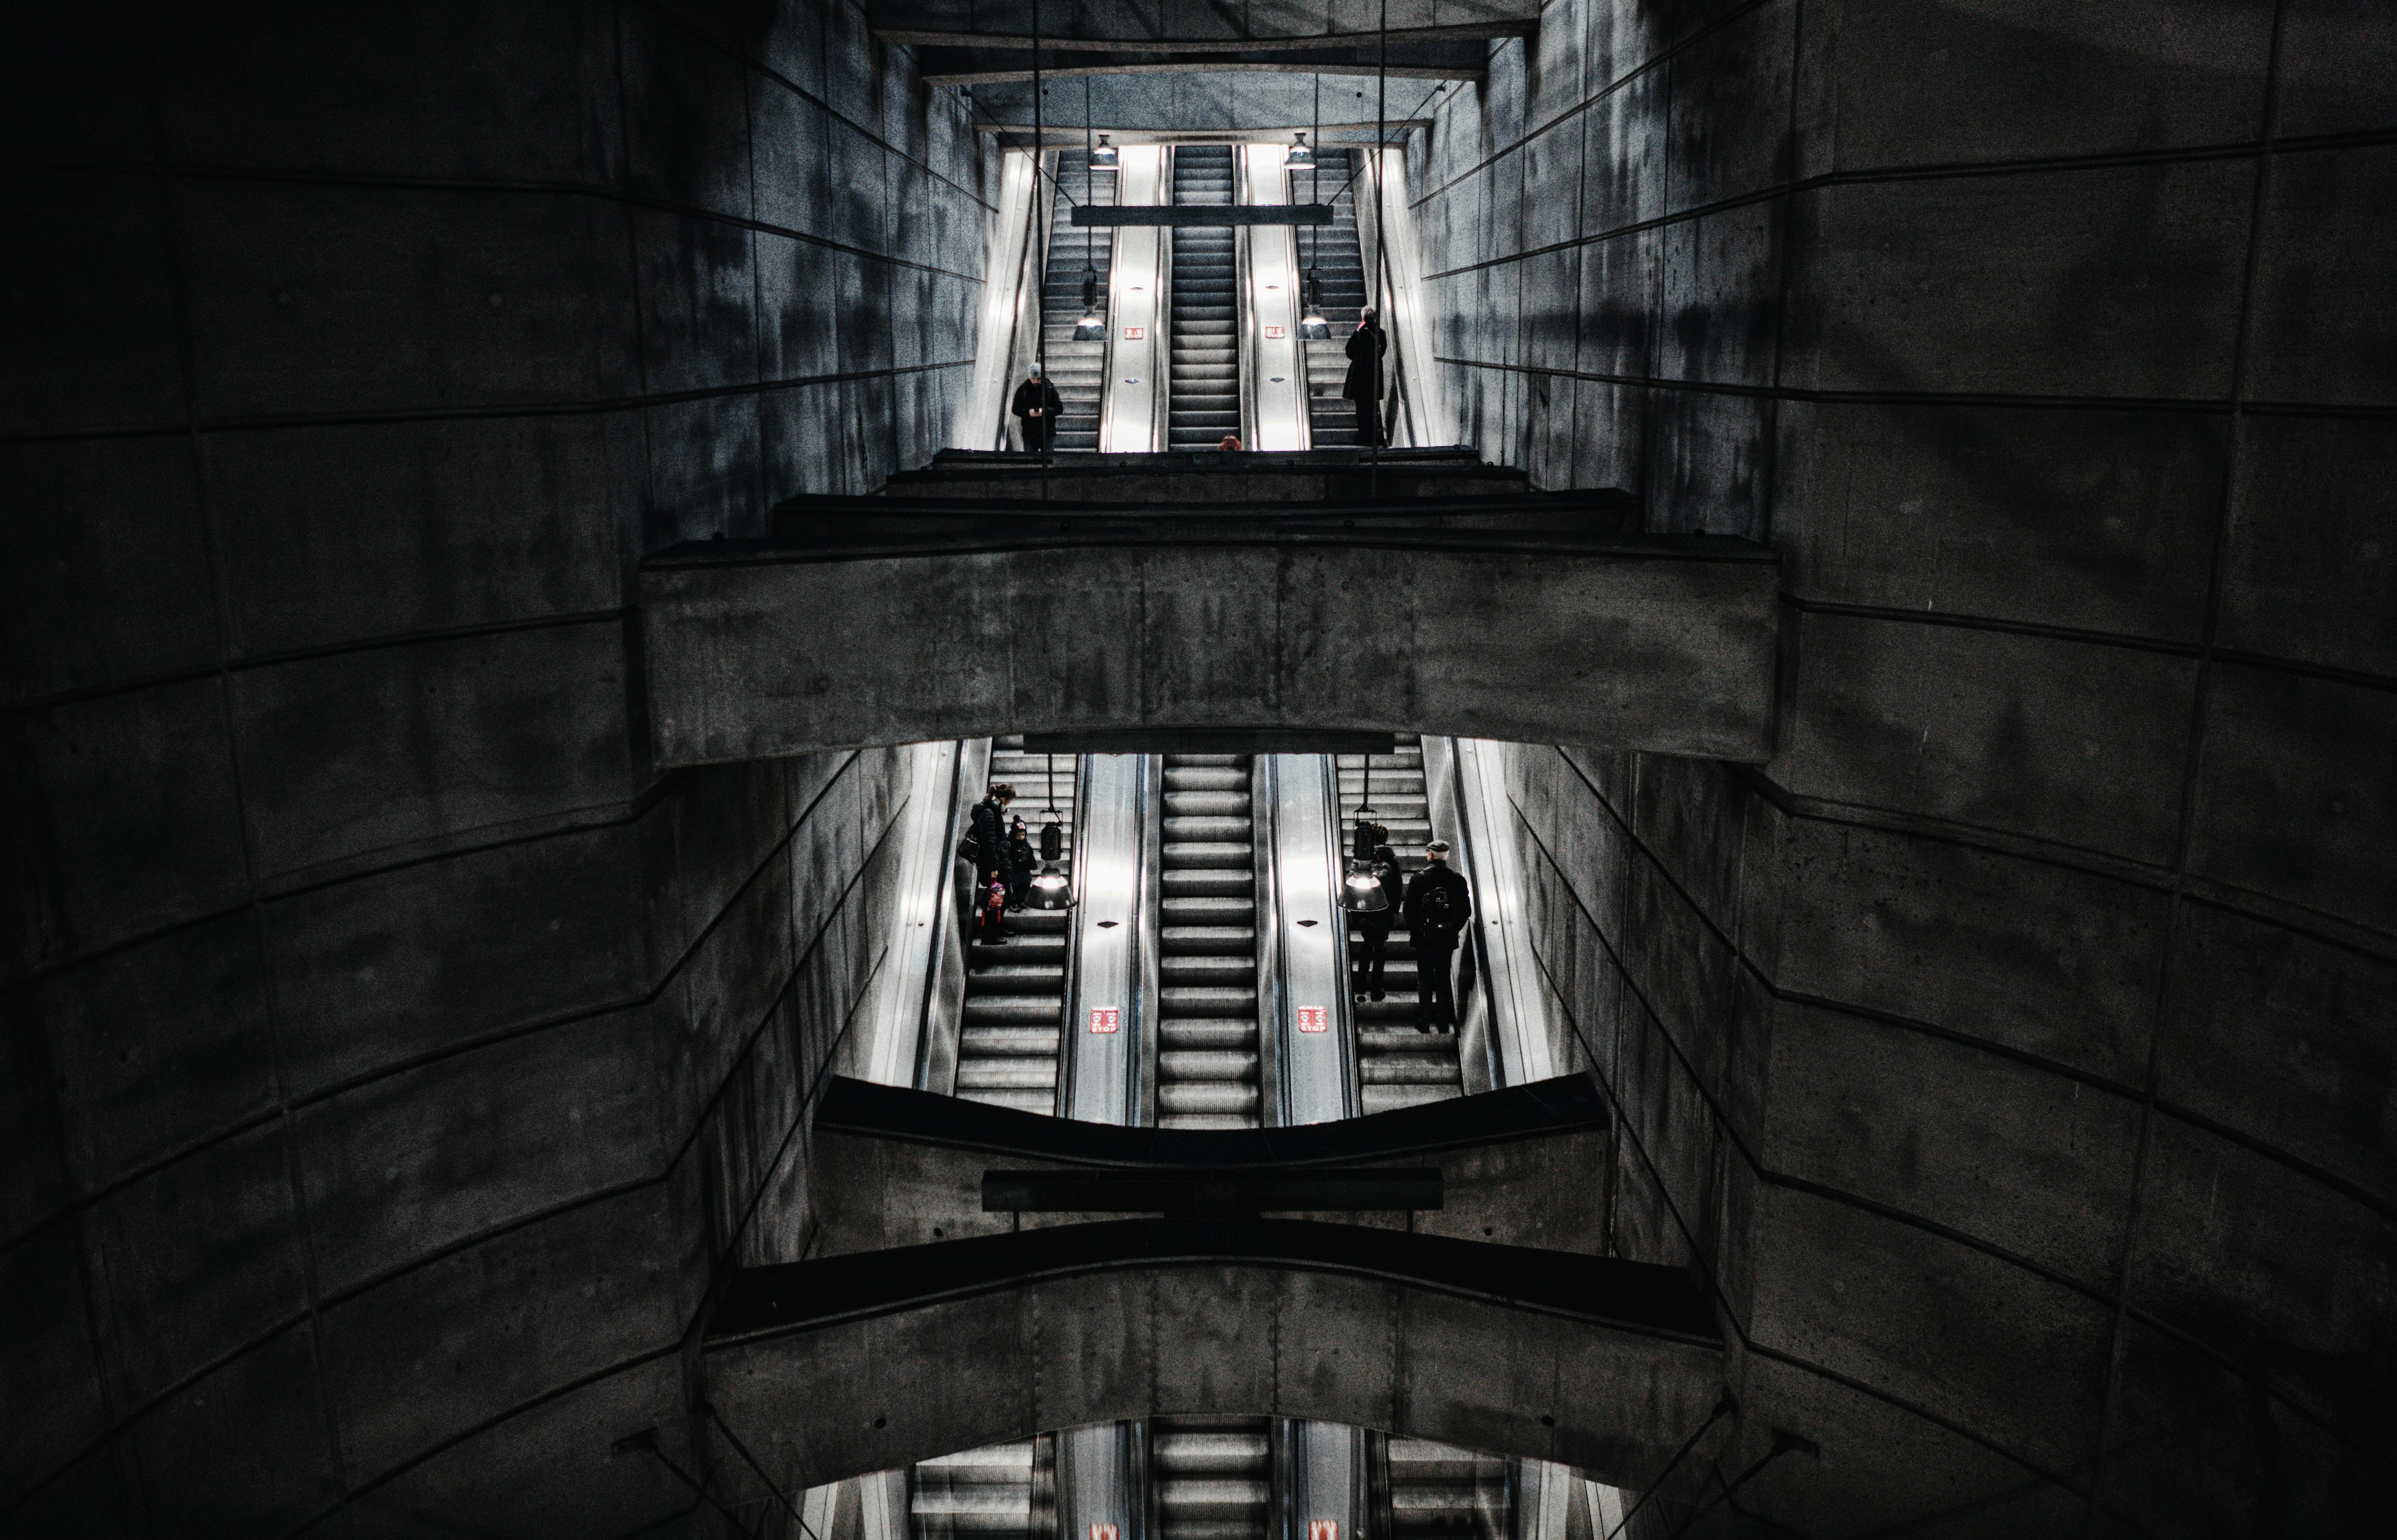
(1339, 861), (1390, 914)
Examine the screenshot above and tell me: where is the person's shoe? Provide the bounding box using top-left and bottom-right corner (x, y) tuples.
(1371, 989), (1385, 1002)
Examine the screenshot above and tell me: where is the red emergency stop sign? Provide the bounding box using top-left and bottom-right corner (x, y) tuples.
(1089, 1007), (1120, 1034)
(1297, 1006), (1327, 1033)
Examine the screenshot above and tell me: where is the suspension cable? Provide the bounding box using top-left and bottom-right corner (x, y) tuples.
(1372, 0), (1386, 490)
(1032, 0), (1048, 484)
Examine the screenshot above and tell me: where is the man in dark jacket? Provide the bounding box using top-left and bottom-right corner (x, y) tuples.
(1351, 843), (1406, 1002)
(1011, 369), (1064, 451)
(1342, 308), (1388, 447)
(1403, 839), (1471, 1031)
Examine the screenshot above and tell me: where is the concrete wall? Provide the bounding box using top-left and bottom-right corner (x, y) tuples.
(1422, 2), (2393, 1532)
(2, 3), (984, 1531)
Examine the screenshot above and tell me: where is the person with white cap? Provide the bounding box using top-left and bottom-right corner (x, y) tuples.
(1010, 368), (1063, 451)
(1403, 839), (1471, 1031)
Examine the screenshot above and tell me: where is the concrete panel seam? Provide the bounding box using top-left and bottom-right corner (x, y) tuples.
(1432, 355), (2397, 422)
(1406, 0), (1785, 211)
(1415, 127), (2397, 280)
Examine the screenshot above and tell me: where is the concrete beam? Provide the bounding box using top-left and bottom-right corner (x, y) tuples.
(920, 43), (1491, 86)
(639, 516), (1779, 766)
(702, 1219), (1720, 1496)
(808, 1073), (1613, 1256)
(962, 74), (1451, 136)
(1072, 202), (1334, 226)
(876, 1), (1539, 47)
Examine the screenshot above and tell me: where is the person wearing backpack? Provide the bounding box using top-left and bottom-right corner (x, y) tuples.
(976, 872), (1011, 946)
(967, 783), (1016, 895)
(1403, 840), (1471, 1031)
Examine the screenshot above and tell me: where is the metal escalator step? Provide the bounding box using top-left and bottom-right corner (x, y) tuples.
(1162, 985), (1258, 1016)
(1159, 1019), (1259, 1049)
(1362, 1058), (1463, 1085)
(962, 995), (1064, 1023)
(1158, 1049), (1259, 1083)
(1165, 790), (1249, 814)
(960, 1024), (1063, 1057)
(962, 1086), (1059, 1112)
(1159, 1082), (1261, 1116)
(1161, 842), (1251, 870)
(1164, 896), (1255, 922)
(958, 1062), (1060, 1091)
(1163, 817), (1251, 843)
(1160, 955), (1256, 985)
(1165, 767), (1246, 790)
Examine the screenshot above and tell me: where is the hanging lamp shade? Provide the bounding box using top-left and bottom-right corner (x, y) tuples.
(1073, 305), (1104, 341)
(1340, 859), (1389, 914)
(1089, 133), (1118, 168)
(1301, 271), (1329, 339)
(1286, 131), (1314, 167)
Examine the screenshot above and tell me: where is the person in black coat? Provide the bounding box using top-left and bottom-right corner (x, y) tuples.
(1011, 369), (1064, 451)
(1351, 843), (1406, 1001)
(970, 782), (1015, 896)
(1004, 816), (1035, 907)
(1402, 840), (1472, 1031)
(1342, 308), (1388, 447)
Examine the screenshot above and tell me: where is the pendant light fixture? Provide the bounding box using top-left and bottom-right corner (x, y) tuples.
(1287, 131), (1314, 167)
(1339, 747), (1391, 914)
(1074, 81), (1104, 342)
(1030, 752), (1071, 908)
(1301, 271), (1328, 338)
(1090, 132), (1117, 168)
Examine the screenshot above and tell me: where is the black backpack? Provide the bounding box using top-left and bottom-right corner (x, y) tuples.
(1416, 877), (1460, 932)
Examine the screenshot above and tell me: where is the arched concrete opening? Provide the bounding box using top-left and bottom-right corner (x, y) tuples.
(701, 1222), (1721, 1503)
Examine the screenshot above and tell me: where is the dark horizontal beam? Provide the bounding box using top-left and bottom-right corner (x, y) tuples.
(882, 22), (1535, 54)
(819, 1073), (1607, 1164)
(982, 1167), (1442, 1214)
(934, 56), (1476, 85)
(924, 52), (1482, 84)
(708, 1217), (1717, 1343)
(1023, 729), (1398, 757)
(1074, 203), (1334, 227)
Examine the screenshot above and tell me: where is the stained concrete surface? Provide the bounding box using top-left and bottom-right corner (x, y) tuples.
(4, 2), (981, 1533)
(1415, 2), (2395, 1525)
(642, 523), (1779, 764)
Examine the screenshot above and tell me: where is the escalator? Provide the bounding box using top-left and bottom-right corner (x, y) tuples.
(956, 738), (1078, 1113)
(1156, 754), (1261, 1128)
(1376, 1438), (1511, 1540)
(912, 1437), (1053, 1540)
(1038, 150), (1117, 451)
(1294, 149), (1369, 447)
(1153, 1418), (1272, 1540)
(1338, 733), (1462, 1112)
(1167, 145), (1241, 448)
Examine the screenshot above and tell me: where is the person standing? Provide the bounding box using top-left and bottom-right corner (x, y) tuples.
(1403, 839), (1471, 1031)
(970, 782), (1016, 897)
(977, 872), (1011, 946)
(1343, 307), (1388, 447)
(1011, 369), (1063, 451)
(1004, 815), (1035, 908)
(1351, 843), (1405, 1003)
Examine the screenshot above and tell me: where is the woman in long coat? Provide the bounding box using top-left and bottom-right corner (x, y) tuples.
(1343, 308), (1388, 446)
